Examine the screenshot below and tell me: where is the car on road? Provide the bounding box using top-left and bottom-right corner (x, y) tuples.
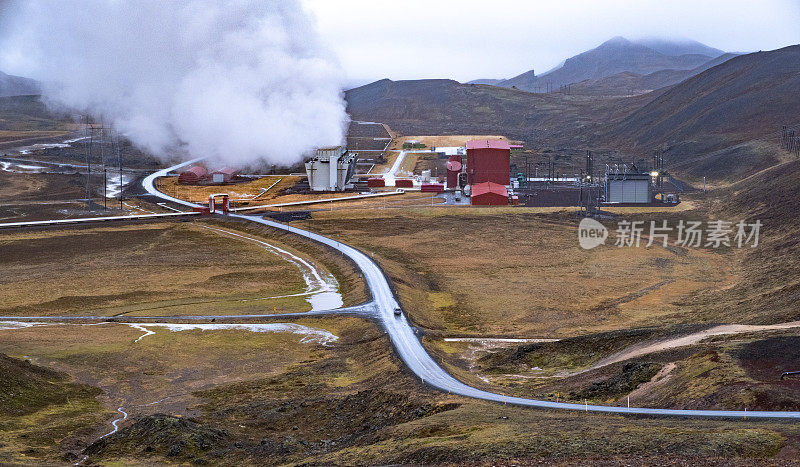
(394, 306), (402, 316)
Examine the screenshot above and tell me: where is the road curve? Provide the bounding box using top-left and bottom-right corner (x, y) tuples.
(142, 160), (800, 419)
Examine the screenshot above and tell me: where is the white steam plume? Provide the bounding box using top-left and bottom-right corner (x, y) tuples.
(0, 0), (348, 167)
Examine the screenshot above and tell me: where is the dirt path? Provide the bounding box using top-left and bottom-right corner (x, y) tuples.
(591, 321), (800, 370)
(626, 362), (676, 400)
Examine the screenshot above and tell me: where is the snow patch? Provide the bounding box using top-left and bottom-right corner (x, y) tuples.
(126, 322), (338, 345)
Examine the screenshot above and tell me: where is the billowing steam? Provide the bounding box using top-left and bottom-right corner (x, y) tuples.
(0, 0), (348, 167)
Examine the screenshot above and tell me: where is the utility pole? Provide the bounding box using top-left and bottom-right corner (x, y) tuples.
(116, 129), (123, 210)
(84, 116), (92, 208)
(782, 125), (788, 149)
(103, 169), (107, 210)
(99, 119), (106, 210)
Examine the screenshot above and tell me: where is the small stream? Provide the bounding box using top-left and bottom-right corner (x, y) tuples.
(198, 225), (343, 311)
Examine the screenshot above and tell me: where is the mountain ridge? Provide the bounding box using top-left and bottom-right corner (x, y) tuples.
(496, 36), (718, 92)
(0, 70), (40, 97)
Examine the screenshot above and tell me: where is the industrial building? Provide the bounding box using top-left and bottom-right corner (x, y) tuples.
(178, 165), (207, 184)
(471, 182), (508, 205)
(178, 165), (238, 185)
(605, 172), (652, 204)
(305, 146), (358, 191)
(466, 139), (511, 186)
(210, 167), (239, 184)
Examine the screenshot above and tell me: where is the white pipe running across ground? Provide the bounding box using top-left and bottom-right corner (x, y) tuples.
(138, 159), (800, 420)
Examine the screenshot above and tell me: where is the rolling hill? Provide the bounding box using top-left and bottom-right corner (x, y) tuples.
(344, 78), (643, 149)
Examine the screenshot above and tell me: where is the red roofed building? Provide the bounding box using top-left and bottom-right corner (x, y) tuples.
(210, 167), (239, 184)
(471, 181), (508, 206)
(466, 139), (510, 186)
(178, 165), (208, 184)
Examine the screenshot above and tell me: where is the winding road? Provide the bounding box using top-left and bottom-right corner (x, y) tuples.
(139, 160), (800, 420)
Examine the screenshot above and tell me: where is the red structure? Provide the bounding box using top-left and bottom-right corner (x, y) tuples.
(178, 165), (208, 184)
(446, 155), (462, 189)
(471, 181), (508, 206)
(395, 179), (414, 188)
(208, 194), (230, 213)
(421, 183), (445, 193)
(367, 178), (385, 187)
(210, 167), (238, 184)
(466, 139), (510, 185)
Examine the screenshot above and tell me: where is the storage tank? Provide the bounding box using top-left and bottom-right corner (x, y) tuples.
(446, 156), (462, 189)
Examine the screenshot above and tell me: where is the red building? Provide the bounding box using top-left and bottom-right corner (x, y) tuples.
(421, 183), (444, 193)
(466, 139), (510, 185)
(209, 167), (238, 184)
(471, 181), (508, 206)
(178, 165), (208, 184)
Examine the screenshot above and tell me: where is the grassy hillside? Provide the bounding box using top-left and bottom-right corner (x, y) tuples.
(0, 353), (106, 464)
(694, 157), (800, 323)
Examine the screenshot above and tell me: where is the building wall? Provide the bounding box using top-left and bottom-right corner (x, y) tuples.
(607, 179), (651, 203)
(472, 191), (508, 205)
(466, 148), (510, 185)
(305, 148), (357, 191)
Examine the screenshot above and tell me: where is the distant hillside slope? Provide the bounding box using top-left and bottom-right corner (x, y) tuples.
(569, 53), (738, 96)
(0, 71), (40, 97)
(605, 45), (800, 181)
(610, 45), (800, 148)
(345, 79), (544, 136)
(498, 37), (714, 92)
(344, 78), (640, 147)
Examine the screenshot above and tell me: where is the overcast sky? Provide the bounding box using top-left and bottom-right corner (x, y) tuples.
(302, 0), (800, 85)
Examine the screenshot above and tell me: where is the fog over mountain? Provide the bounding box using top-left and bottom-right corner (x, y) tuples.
(495, 37), (726, 92)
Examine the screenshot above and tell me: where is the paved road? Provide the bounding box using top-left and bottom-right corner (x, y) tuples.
(130, 160), (800, 419)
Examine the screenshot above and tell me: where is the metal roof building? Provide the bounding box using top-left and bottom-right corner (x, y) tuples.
(466, 139), (510, 186)
(210, 167), (239, 184)
(471, 181), (508, 206)
(178, 165), (207, 184)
